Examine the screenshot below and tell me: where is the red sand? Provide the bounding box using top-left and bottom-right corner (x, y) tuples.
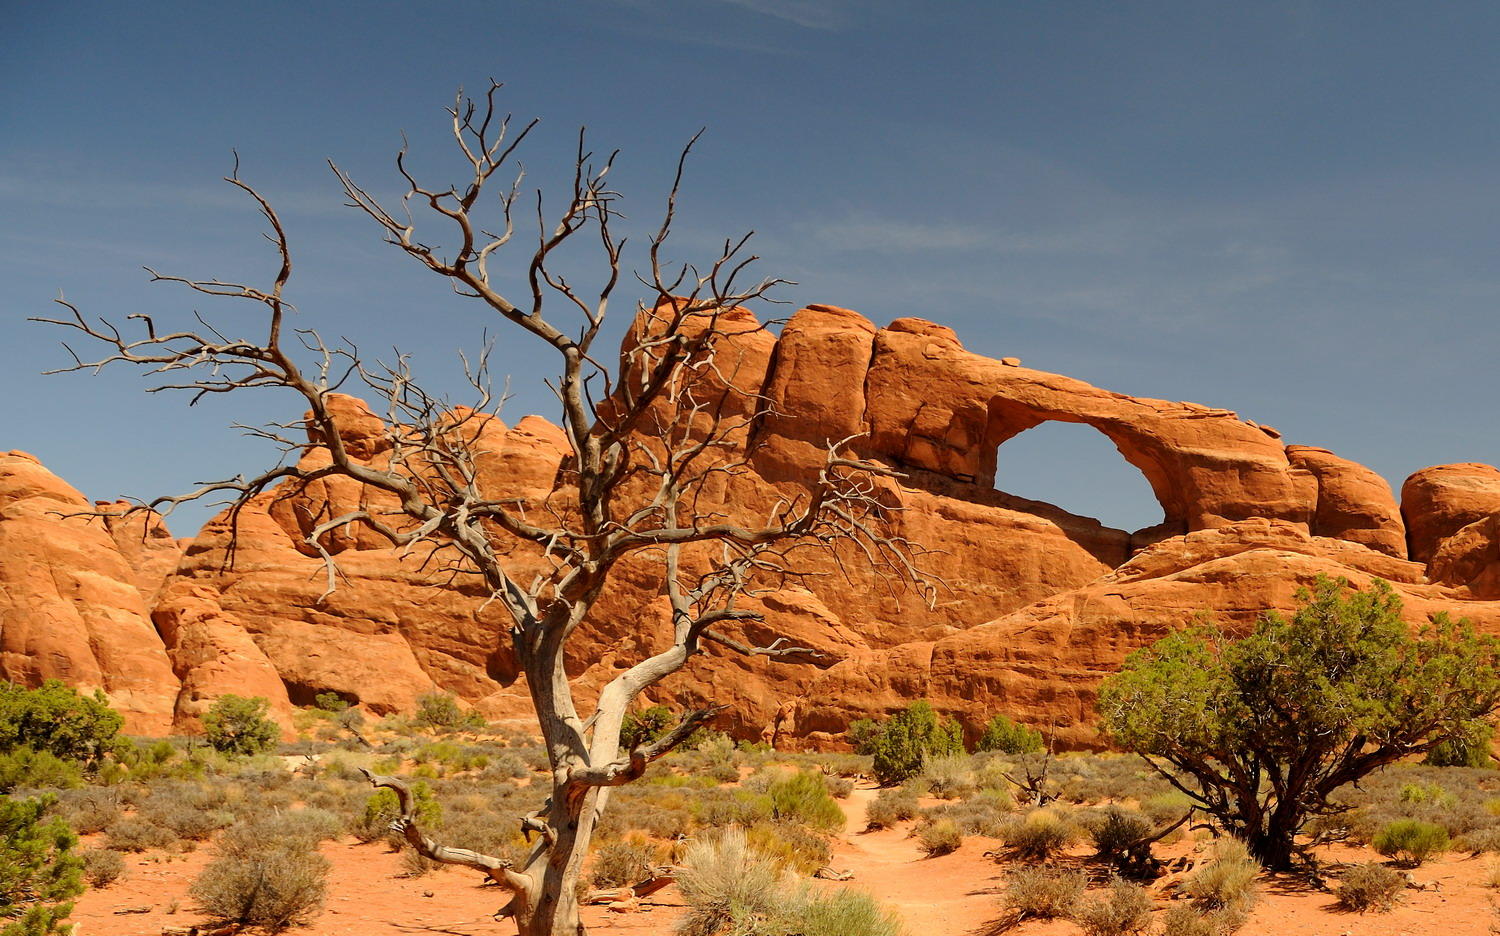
(71, 787), (1498, 935)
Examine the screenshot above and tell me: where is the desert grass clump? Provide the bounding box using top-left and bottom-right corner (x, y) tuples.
(675, 828), (784, 936)
(865, 787), (919, 830)
(1070, 877), (1154, 936)
(1373, 818), (1449, 867)
(767, 770), (845, 831)
(745, 821), (831, 875)
(53, 788), (120, 835)
(1183, 839), (1259, 915)
(1004, 866), (1086, 921)
(770, 886), (905, 936)
(1002, 807), (1078, 860)
(81, 847), (127, 887)
(1159, 903), (1247, 936)
(1335, 862), (1404, 912)
(920, 754), (976, 800)
(917, 818), (963, 856)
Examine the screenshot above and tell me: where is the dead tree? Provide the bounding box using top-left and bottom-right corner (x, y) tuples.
(36, 82), (933, 936)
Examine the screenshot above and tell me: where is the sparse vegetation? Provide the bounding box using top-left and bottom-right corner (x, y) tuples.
(1001, 808), (1078, 860)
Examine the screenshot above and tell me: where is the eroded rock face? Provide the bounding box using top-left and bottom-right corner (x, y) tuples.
(0, 452), (178, 734)
(8, 307), (1500, 745)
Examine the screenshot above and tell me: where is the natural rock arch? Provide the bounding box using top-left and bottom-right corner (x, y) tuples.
(988, 418), (1166, 536)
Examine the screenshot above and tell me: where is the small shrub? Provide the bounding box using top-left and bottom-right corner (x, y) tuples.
(81, 848), (126, 888)
(1335, 862), (1403, 912)
(1004, 866), (1086, 920)
(1003, 808), (1077, 860)
(1070, 877), (1154, 936)
(1184, 839), (1259, 913)
(745, 821), (831, 875)
(313, 692), (349, 713)
(1159, 903), (1247, 936)
(921, 754), (976, 800)
(202, 695), (279, 756)
(859, 701), (965, 786)
(1084, 806), (1154, 860)
(1457, 827), (1500, 855)
(1373, 818), (1450, 867)
(825, 775), (854, 799)
(591, 836), (658, 888)
(620, 705), (676, 749)
(190, 842), (328, 931)
(977, 714), (1043, 754)
(767, 771), (844, 831)
(769, 885), (904, 936)
(918, 818), (963, 856)
(413, 693), (483, 733)
(865, 788), (919, 830)
(676, 828), (784, 936)
(54, 789), (119, 835)
(104, 817), (178, 853)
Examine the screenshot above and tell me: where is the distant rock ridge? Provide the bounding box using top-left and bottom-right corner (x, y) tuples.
(4, 305), (1499, 744)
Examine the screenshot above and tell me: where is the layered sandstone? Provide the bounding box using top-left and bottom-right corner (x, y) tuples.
(6, 307), (1500, 745)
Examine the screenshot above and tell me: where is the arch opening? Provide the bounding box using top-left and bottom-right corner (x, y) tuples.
(993, 420), (1166, 535)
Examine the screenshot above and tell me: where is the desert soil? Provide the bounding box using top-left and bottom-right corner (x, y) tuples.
(71, 785), (1497, 935)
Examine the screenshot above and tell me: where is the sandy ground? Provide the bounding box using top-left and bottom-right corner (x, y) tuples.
(71, 786), (1499, 935)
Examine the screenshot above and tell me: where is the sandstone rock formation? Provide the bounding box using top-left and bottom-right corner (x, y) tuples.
(6, 307), (1500, 746)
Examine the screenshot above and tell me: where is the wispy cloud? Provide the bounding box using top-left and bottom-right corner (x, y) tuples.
(713, 0), (850, 30)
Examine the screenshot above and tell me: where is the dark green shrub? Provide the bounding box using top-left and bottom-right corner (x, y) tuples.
(1099, 576), (1500, 870)
(857, 701), (964, 786)
(1425, 721), (1495, 768)
(1373, 819), (1449, 867)
(202, 695), (279, 756)
(0, 795), (84, 936)
(413, 693), (483, 733)
(1085, 806), (1155, 861)
(620, 705), (674, 749)
(313, 692), (349, 713)
(0, 681), (122, 768)
(977, 714), (1043, 754)
(1335, 862), (1403, 912)
(0, 749), (83, 794)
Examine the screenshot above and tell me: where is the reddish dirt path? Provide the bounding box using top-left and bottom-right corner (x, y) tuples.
(71, 790), (1500, 935)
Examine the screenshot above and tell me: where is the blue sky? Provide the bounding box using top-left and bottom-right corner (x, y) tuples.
(3, 1), (1498, 536)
